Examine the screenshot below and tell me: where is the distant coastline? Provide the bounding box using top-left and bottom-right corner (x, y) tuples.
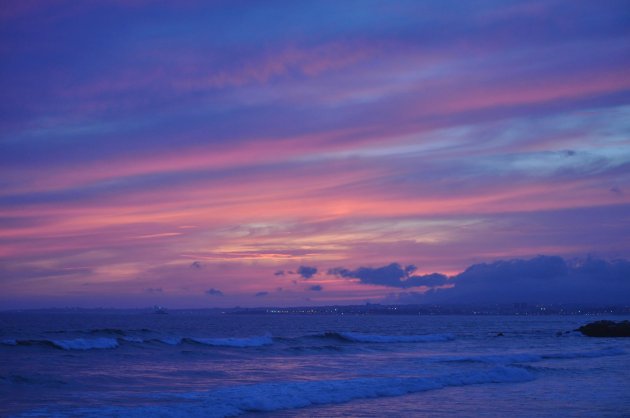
(3, 303), (629, 316)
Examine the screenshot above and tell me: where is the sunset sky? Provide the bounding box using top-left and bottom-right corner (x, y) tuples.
(1, 0), (629, 308)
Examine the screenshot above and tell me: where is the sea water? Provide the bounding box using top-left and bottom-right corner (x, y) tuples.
(1, 312), (629, 417)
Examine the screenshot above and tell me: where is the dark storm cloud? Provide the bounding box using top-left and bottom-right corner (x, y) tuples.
(456, 255), (569, 282)
(297, 266), (318, 279)
(274, 270), (285, 276)
(330, 256), (630, 305)
(205, 288), (223, 296)
(308, 285), (323, 292)
(424, 256), (630, 305)
(191, 261), (203, 269)
(328, 263), (448, 288)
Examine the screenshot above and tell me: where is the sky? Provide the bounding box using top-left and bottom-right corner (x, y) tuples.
(1, 0), (629, 309)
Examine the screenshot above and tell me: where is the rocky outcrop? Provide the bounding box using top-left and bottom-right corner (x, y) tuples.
(577, 320), (630, 337)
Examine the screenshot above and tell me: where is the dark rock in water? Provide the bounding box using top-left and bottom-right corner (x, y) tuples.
(496, 332), (504, 337)
(577, 320), (630, 337)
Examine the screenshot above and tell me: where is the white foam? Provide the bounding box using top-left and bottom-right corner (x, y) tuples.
(51, 338), (119, 350)
(189, 333), (273, 348)
(211, 366), (534, 416)
(338, 332), (455, 343)
(39, 366), (533, 417)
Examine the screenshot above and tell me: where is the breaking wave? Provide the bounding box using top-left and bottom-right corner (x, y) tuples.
(2, 337), (119, 350)
(2, 334), (273, 350)
(50, 338), (119, 350)
(154, 337), (183, 346)
(2, 331), (454, 351)
(185, 334), (273, 348)
(26, 366), (534, 417)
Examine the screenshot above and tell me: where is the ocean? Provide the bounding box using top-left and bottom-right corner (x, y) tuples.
(1, 311), (629, 417)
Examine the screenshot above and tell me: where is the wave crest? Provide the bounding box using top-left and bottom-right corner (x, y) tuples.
(51, 338), (119, 350)
(186, 334), (273, 348)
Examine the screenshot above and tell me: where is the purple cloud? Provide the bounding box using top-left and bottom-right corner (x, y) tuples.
(425, 256), (630, 305)
(205, 288), (223, 297)
(329, 263), (447, 288)
(297, 266), (318, 279)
